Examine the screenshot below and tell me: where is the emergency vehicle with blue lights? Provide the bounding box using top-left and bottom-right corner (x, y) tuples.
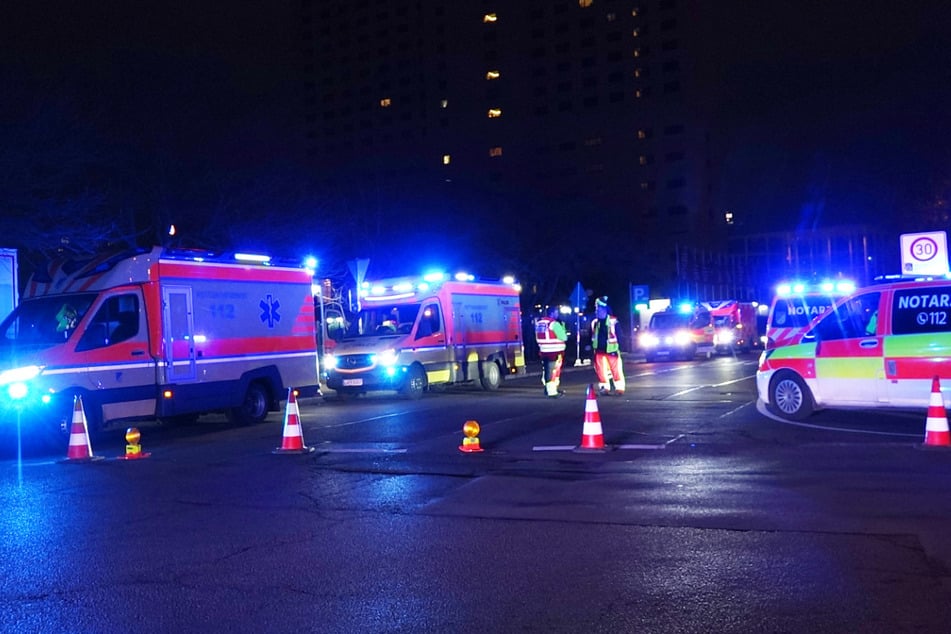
(638, 301), (715, 362)
(758, 277), (951, 420)
(702, 300), (759, 353)
(764, 279), (856, 350)
(0, 247), (320, 443)
(323, 271), (525, 397)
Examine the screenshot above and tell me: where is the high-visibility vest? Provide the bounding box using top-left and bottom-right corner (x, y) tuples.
(535, 317), (567, 354)
(591, 316), (619, 353)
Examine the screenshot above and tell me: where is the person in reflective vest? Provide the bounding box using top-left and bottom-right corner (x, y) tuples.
(591, 297), (625, 395)
(534, 306), (568, 398)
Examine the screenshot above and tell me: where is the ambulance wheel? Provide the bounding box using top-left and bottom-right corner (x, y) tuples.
(480, 360), (501, 391)
(402, 364), (427, 399)
(769, 371), (814, 420)
(228, 382), (270, 424)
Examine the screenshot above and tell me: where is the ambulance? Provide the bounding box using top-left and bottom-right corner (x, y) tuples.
(757, 278), (951, 420)
(323, 272), (525, 398)
(638, 303), (715, 362)
(764, 280), (855, 350)
(702, 300), (759, 353)
(0, 247), (320, 443)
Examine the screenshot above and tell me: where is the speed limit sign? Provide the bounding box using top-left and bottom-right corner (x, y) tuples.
(900, 231), (949, 276)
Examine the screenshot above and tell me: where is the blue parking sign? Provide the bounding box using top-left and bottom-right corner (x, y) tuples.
(631, 284), (649, 304)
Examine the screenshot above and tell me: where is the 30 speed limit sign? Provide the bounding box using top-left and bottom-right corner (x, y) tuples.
(901, 231), (949, 276)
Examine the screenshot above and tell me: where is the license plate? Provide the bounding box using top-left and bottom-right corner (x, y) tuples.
(342, 378), (363, 387)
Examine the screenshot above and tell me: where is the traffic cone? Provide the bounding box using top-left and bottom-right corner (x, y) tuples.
(273, 388), (315, 454)
(923, 376), (951, 447)
(62, 395), (104, 463)
(576, 384), (607, 451)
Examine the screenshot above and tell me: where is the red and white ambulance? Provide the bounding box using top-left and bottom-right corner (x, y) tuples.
(757, 278), (951, 420)
(0, 247), (319, 442)
(702, 300), (759, 353)
(323, 272), (525, 397)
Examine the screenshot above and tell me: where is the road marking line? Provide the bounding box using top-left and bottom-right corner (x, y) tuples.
(755, 400), (921, 437)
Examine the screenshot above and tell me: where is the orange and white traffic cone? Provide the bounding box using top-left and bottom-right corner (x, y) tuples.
(273, 388), (315, 454)
(576, 384), (608, 451)
(923, 375), (951, 447)
(62, 395), (104, 463)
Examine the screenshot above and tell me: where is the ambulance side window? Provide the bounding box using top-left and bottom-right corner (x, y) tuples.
(75, 294), (140, 352)
(415, 303), (441, 339)
(892, 286), (951, 335)
(812, 292), (880, 341)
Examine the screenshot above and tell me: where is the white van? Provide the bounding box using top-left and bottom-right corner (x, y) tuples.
(757, 278), (951, 419)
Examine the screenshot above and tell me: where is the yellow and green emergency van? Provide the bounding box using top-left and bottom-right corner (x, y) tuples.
(757, 278), (951, 420)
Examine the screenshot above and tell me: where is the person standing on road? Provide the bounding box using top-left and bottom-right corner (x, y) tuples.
(534, 305), (568, 398)
(591, 297), (625, 396)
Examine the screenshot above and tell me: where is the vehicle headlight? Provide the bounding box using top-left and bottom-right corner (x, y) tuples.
(7, 382), (29, 400)
(373, 348), (400, 367)
(323, 354), (337, 370)
(674, 330), (692, 346)
(716, 329), (734, 344)
(639, 333), (659, 348)
(0, 365), (42, 386)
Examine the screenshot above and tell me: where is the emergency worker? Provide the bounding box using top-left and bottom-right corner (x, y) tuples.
(535, 306), (568, 397)
(591, 297), (625, 395)
(379, 307), (399, 333)
(56, 303), (78, 333)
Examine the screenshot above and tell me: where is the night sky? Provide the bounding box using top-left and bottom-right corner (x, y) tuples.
(3, 2), (951, 270)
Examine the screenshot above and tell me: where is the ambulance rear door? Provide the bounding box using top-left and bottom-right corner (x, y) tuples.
(810, 290), (885, 405)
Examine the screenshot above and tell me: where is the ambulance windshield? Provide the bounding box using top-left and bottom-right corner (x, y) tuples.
(0, 294), (98, 350)
(346, 304), (421, 337)
(649, 312), (691, 330)
(770, 296), (836, 330)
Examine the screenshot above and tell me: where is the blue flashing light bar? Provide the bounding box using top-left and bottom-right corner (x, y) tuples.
(776, 279), (855, 297)
(358, 270), (520, 300)
(234, 252), (271, 264)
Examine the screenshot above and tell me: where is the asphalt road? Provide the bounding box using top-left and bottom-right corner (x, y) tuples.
(2, 353), (950, 633)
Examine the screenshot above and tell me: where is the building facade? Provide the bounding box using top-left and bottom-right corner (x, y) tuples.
(298, 0), (724, 300)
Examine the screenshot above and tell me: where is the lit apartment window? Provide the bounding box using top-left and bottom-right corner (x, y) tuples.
(632, 8), (640, 17)
(579, 0), (593, 7)
(607, 13), (617, 21)
(635, 89), (643, 98)
(487, 108), (502, 118)
(639, 155), (648, 166)
(634, 68), (642, 78)
(632, 29), (640, 38)
(725, 211), (734, 225)
(486, 70), (501, 80)
(380, 98), (391, 107)
(640, 182), (650, 190)
(483, 13), (497, 23)
(633, 48), (641, 58)
(440, 99), (448, 108)
(489, 147), (503, 157)
(443, 154), (451, 165)
(637, 129), (647, 139)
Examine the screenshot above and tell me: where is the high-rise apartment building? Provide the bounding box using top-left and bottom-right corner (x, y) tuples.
(299, 0), (723, 297)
